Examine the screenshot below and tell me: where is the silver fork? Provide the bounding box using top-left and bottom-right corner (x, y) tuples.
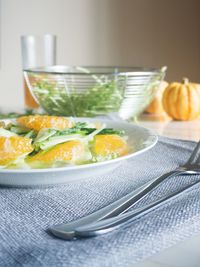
(50, 141), (200, 240)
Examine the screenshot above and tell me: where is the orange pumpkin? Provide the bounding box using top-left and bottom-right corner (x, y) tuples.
(162, 78), (200, 121)
(146, 81), (168, 114)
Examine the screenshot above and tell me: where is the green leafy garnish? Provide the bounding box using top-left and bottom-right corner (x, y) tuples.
(98, 128), (125, 136)
(0, 109), (38, 119)
(10, 125), (30, 135)
(73, 122), (88, 129)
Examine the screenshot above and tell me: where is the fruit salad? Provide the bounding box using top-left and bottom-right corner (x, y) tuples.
(0, 115), (129, 169)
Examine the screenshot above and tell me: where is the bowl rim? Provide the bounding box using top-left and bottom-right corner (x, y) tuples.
(23, 65), (164, 76)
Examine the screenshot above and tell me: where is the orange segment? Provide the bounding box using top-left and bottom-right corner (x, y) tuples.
(28, 140), (85, 164)
(17, 115), (73, 132)
(0, 136), (33, 165)
(93, 134), (128, 157)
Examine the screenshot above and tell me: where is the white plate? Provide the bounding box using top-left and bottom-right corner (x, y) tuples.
(0, 118), (157, 187)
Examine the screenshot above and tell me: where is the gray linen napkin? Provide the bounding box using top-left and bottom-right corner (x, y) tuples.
(0, 136), (200, 267)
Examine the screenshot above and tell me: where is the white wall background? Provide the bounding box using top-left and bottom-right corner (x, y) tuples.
(0, 0), (200, 109)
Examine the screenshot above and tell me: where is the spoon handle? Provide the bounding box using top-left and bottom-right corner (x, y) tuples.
(75, 180), (200, 238)
(50, 170), (181, 240)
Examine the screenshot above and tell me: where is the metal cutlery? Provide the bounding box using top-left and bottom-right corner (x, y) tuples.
(50, 140), (200, 240)
(50, 183), (149, 240)
(75, 180), (200, 237)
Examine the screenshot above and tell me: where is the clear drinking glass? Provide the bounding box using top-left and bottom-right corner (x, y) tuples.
(21, 34), (57, 109)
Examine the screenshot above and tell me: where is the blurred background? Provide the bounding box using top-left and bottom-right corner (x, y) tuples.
(0, 0), (199, 108)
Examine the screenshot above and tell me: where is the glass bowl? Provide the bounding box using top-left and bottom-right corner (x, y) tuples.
(24, 66), (166, 120)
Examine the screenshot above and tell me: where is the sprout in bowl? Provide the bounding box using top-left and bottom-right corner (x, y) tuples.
(24, 66), (166, 120)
